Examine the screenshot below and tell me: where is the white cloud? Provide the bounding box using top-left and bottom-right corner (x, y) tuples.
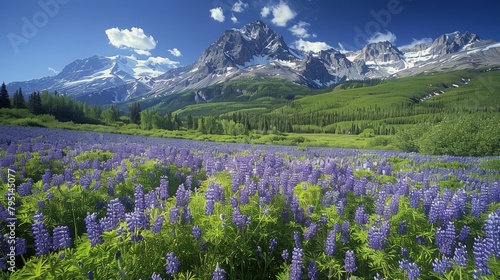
(289, 21), (311, 38)
(232, 0), (248, 13)
(367, 31), (397, 45)
(210, 7), (225, 22)
(105, 27), (157, 56)
(168, 48), (182, 57)
(399, 37), (433, 50)
(231, 14), (238, 23)
(48, 67), (59, 75)
(292, 39), (333, 53)
(261, 6), (270, 17)
(262, 2), (296, 27)
(337, 43), (350, 54)
(145, 56), (179, 67)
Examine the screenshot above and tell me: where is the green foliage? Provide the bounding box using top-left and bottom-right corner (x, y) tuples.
(358, 128), (375, 138)
(419, 114), (500, 156)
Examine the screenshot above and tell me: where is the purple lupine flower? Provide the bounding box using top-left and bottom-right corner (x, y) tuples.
(473, 236), (492, 276)
(87, 270), (94, 280)
(256, 246), (263, 260)
(32, 212), (52, 255)
(38, 200), (45, 210)
(324, 229), (336, 256)
(212, 263), (226, 280)
(457, 225), (470, 243)
(107, 177), (115, 196)
(232, 207), (251, 227)
(406, 262), (420, 280)
(290, 195), (300, 212)
(282, 249), (289, 260)
(368, 226), (385, 251)
(390, 194), (400, 216)
(354, 205), (370, 226)
(485, 211), (500, 257)
(151, 272), (164, 280)
(416, 235), (425, 245)
(289, 247), (304, 280)
(80, 172), (93, 189)
(17, 180), (32, 197)
(344, 250), (357, 273)
(453, 243), (468, 267)
(230, 196), (238, 208)
(304, 222), (317, 241)
(134, 184), (145, 213)
(428, 196), (444, 224)
(181, 206), (193, 224)
(432, 256), (452, 274)
(52, 226), (72, 250)
(205, 187), (216, 215)
(170, 207), (179, 224)
(52, 174), (64, 187)
(159, 176), (169, 200)
(471, 196), (481, 218)
(398, 220), (407, 235)
(435, 221), (455, 256)
(165, 252), (180, 275)
(15, 238), (27, 255)
(42, 169), (51, 185)
(319, 213), (328, 226)
(269, 238), (277, 251)
(192, 225), (202, 239)
(64, 168), (73, 182)
(84, 212), (103, 247)
(409, 188), (421, 208)
(175, 184), (190, 207)
(152, 215), (164, 234)
(293, 231), (302, 248)
(307, 261), (318, 280)
(340, 220), (350, 244)
(104, 198), (126, 231)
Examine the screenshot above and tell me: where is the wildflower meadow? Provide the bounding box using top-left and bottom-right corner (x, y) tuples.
(1, 125), (499, 279)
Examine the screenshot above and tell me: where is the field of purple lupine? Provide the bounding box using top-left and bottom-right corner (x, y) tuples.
(1, 124), (500, 279)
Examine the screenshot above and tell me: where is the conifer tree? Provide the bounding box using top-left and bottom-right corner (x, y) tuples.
(12, 88), (26, 109)
(129, 102), (141, 124)
(28, 91), (43, 114)
(0, 82), (11, 109)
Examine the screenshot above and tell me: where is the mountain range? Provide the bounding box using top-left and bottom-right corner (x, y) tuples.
(8, 20), (500, 105)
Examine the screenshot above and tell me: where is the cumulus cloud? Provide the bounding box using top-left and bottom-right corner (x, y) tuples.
(145, 56), (179, 67)
(289, 21), (312, 38)
(261, 2), (296, 27)
(232, 0), (248, 13)
(399, 37), (433, 50)
(105, 27), (157, 56)
(168, 48), (182, 57)
(210, 7), (225, 22)
(261, 6), (270, 17)
(292, 39), (333, 53)
(367, 31), (397, 44)
(48, 67), (59, 75)
(231, 14), (238, 23)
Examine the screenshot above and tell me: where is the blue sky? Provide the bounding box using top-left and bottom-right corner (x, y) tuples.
(2, 0), (499, 83)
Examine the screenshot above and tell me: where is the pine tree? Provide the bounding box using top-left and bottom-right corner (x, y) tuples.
(186, 114), (193, 129)
(129, 102), (141, 124)
(0, 82), (11, 109)
(28, 91), (43, 114)
(12, 88), (26, 109)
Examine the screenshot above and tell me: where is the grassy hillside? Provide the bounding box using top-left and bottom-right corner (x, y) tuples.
(125, 77), (322, 116)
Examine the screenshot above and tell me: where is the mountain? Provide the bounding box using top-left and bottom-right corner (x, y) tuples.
(7, 55), (171, 104)
(7, 21), (500, 105)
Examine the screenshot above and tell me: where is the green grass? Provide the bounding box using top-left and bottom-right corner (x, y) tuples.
(278, 69), (500, 116)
